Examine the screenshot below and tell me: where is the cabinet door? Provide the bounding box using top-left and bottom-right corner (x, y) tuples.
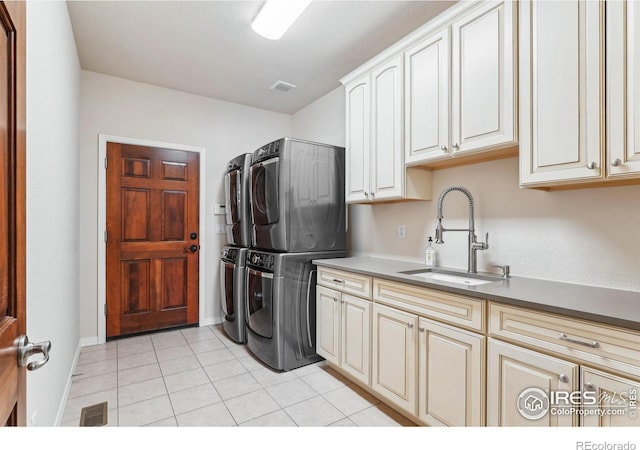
(520, 0), (604, 187)
(581, 367), (640, 427)
(340, 294), (371, 385)
(607, 0), (640, 178)
(418, 318), (485, 426)
(487, 339), (578, 426)
(370, 56), (404, 201)
(372, 303), (418, 415)
(452, 1), (517, 155)
(316, 286), (340, 365)
(345, 75), (371, 202)
(404, 28), (450, 165)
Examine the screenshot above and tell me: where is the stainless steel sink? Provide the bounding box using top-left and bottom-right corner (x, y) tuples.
(399, 268), (504, 286)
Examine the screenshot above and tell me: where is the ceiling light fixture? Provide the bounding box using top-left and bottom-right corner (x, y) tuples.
(251, 0), (312, 40)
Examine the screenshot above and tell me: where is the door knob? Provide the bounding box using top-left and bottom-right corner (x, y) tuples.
(17, 335), (51, 371)
(185, 244), (199, 253)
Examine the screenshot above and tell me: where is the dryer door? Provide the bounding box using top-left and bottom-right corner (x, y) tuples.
(249, 158), (279, 227)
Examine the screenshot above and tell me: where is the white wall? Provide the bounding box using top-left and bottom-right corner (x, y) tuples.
(292, 89), (640, 293)
(79, 71), (292, 340)
(26, 1), (81, 426)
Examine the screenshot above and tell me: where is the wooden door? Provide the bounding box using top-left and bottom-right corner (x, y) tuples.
(370, 56), (404, 201)
(0, 1), (25, 427)
(581, 367), (640, 427)
(316, 285), (340, 365)
(106, 143), (199, 338)
(372, 303), (417, 416)
(520, 0), (604, 187)
(340, 293), (371, 385)
(487, 338), (578, 426)
(418, 317), (484, 426)
(451, 0), (516, 155)
(345, 75), (371, 203)
(404, 28), (450, 165)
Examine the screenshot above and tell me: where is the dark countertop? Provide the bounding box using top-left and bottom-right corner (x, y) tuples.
(312, 256), (640, 331)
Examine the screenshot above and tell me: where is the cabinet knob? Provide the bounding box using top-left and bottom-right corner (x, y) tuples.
(418, 327), (425, 332)
(440, 145), (448, 153)
(611, 158), (622, 167)
(364, 192), (369, 198)
(452, 142), (459, 150)
(587, 162), (597, 170)
(370, 192), (375, 199)
(333, 298), (338, 303)
(584, 382), (596, 392)
(407, 323), (414, 329)
(558, 374), (569, 383)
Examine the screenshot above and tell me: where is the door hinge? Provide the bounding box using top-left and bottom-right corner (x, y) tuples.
(104, 304), (107, 316)
(104, 230), (108, 242)
(104, 157), (108, 169)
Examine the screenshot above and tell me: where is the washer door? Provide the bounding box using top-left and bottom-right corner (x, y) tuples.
(249, 158), (279, 226)
(220, 260), (236, 321)
(245, 267), (274, 339)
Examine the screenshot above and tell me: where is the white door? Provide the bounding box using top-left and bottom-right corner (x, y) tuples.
(370, 56), (404, 201)
(607, 0), (640, 178)
(372, 303), (417, 415)
(404, 28), (450, 165)
(487, 339), (578, 426)
(418, 318), (485, 426)
(581, 367), (640, 427)
(451, 0), (517, 155)
(520, 0), (604, 187)
(340, 294), (371, 385)
(316, 286), (340, 365)
(345, 75), (371, 202)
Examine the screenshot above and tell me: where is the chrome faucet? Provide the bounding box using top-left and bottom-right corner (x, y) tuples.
(435, 186), (488, 274)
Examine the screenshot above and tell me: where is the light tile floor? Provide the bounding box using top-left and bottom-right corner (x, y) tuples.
(61, 324), (414, 427)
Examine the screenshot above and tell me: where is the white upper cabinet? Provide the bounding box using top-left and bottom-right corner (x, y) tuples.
(345, 74), (371, 202)
(404, 1), (517, 166)
(370, 56), (405, 200)
(451, 1), (517, 155)
(405, 29), (450, 164)
(520, 0), (605, 187)
(607, 0), (640, 179)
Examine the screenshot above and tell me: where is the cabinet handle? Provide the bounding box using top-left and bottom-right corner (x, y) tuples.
(587, 162), (597, 170)
(332, 278), (345, 284)
(611, 158), (622, 167)
(418, 327), (425, 332)
(558, 374), (569, 383)
(440, 145), (448, 153)
(407, 323), (414, 329)
(559, 333), (599, 348)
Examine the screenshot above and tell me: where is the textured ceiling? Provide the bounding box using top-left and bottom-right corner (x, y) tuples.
(67, 1), (457, 114)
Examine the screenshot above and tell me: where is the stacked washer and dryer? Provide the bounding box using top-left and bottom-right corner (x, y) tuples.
(220, 138), (346, 371)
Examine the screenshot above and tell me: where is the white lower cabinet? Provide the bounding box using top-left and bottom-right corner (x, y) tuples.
(316, 285), (371, 385)
(418, 317), (485, 426)
(372, 303), (418, 416)
(487, 338), (578, 427)
(581, 367), (640, 427)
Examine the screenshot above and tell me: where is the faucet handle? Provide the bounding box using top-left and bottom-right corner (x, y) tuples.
(491, 265), (510, 278)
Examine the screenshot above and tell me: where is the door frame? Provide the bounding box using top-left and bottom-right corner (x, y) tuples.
(97, 134), (207, 344)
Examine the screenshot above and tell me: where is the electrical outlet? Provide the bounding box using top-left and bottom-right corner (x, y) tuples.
(213, 204), (226, 215)
(398, 225), (406, 239)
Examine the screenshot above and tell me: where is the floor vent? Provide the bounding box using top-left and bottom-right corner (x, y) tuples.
(79, 402), (108, 426)
(270, 80), (296, 93)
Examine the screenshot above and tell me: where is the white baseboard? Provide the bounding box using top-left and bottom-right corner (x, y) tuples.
(79, 336), (99, 347)
(54, 341), (82, 426)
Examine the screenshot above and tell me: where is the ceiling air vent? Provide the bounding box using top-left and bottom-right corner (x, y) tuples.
(270, 80), (296, 93)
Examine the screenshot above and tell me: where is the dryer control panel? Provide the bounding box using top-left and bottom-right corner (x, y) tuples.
(247, 250), (275, 271)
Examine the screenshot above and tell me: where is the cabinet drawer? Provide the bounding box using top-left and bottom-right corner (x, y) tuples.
(317, 267), (371, 298)
(489, 303), (640, 379)
(372, 278), (485, 332)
